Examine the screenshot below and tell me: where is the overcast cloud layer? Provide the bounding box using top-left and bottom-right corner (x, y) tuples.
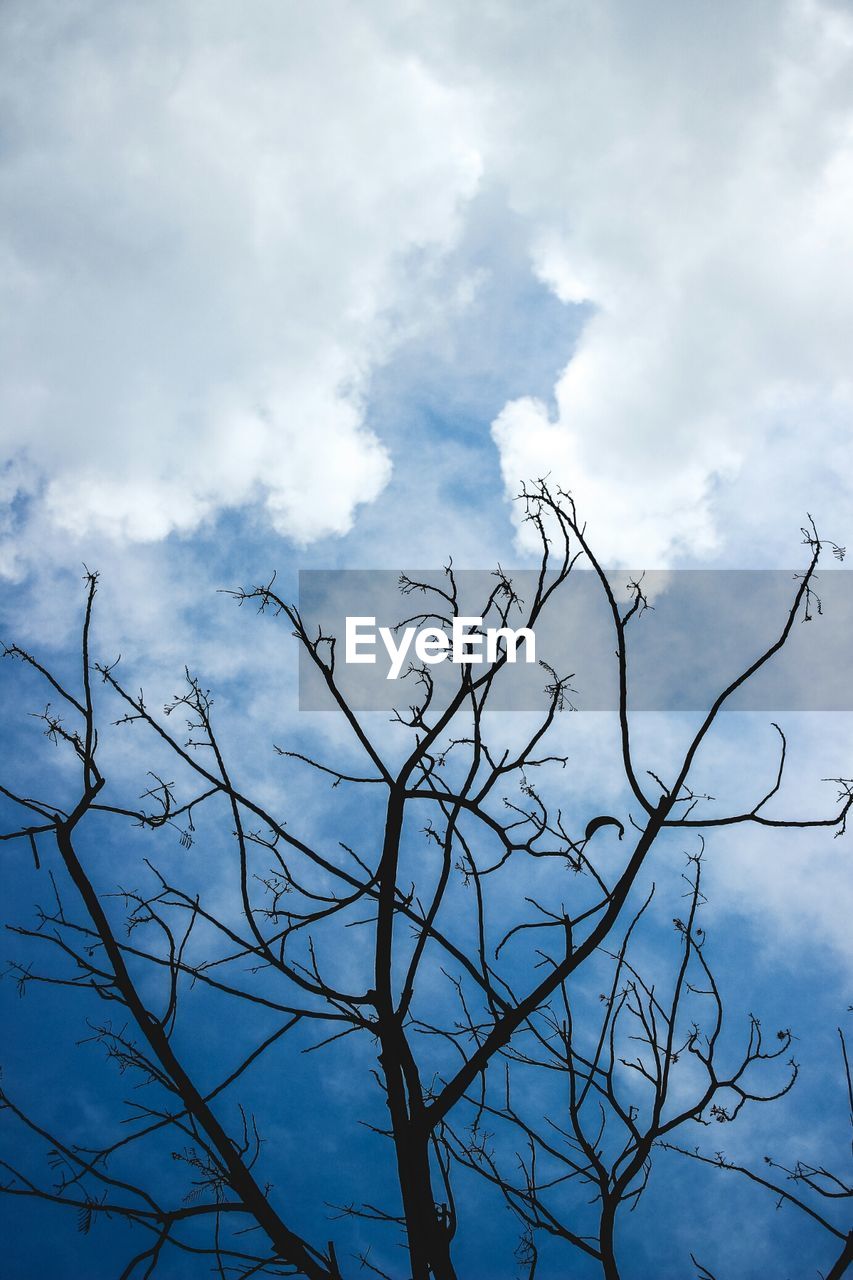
(2, 0), (853, 574)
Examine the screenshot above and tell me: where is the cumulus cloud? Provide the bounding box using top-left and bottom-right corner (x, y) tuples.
(4, 0), (853, 574)
(0, 0), (481, 569)
(390, 0), (853, 562)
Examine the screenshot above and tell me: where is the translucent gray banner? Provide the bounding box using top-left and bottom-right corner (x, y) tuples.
(297, 570), (852, 712)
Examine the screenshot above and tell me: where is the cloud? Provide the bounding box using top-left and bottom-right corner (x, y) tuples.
(398, 0), (853, 563)
(4, 0), (853, 576)
(0, 0), (481, 569)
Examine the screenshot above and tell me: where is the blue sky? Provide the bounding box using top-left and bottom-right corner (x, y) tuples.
(1, 2), (852, 1277)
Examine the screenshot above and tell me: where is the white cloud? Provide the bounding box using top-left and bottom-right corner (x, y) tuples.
(390, 0), (853, 563)
(0, 0), (481, 567)
(4, 0), (853, 574)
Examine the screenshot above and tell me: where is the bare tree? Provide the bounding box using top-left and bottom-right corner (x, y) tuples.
(1, 484), (850, 1278)
(445, 853), (851, 1279)
(661, 1018), (853, 1280)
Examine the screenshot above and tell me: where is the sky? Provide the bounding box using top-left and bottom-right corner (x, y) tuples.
(1, 2), (852, 1278)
